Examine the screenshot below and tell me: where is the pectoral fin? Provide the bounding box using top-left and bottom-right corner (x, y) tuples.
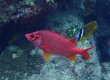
(40, 45), (49, 52)
(44, 51), (51, 62)
(66, 54), (76, 62)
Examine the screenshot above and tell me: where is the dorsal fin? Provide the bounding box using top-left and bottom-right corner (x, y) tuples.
(70, 38), (77, 46)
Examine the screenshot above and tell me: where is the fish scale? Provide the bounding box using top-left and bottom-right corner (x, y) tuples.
(38, 30), (74, 56)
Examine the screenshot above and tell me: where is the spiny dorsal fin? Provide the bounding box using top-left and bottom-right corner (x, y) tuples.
(70, 39), (77, 46)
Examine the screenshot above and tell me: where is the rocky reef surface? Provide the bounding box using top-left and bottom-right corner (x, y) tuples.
(0, 0), (110, 80)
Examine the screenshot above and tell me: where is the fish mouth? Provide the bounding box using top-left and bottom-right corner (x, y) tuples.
(25, 34), (31, 40)
(25, 33), (36, 42)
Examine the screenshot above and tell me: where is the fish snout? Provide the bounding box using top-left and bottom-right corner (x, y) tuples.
(25, 33), (40, 42)
(25, 34), (32, 41)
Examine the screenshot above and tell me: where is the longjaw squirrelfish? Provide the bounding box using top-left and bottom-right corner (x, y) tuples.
(25, 30), (94, 62)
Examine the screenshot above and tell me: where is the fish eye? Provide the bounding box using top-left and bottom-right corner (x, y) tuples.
(30, 34), (34, 38)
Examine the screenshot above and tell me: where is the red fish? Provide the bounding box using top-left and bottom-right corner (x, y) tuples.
(25, 30), (94, 62)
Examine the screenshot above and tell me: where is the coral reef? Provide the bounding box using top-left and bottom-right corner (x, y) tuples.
(83, 0), (95, 17)
(0, 44), (44, 80)
(0, 0), (57, 27)
(22, 9), (101, 80)
(102, 62), (110, 80)
(67, 24), (79, 39)
(1, 0), (110, 80)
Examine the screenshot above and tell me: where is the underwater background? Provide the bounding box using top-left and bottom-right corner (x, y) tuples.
(0, 0), (110, 80)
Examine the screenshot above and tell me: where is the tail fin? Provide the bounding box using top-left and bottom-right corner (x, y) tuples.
(81, 46), (95, 60)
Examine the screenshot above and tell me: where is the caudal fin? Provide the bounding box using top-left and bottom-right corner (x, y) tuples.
(81, 46), (95, 60)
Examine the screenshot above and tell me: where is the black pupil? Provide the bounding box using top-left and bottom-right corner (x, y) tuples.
(31, 35), (34, 38)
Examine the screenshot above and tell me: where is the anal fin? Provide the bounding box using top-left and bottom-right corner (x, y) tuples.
(66, 54), (76, 62)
